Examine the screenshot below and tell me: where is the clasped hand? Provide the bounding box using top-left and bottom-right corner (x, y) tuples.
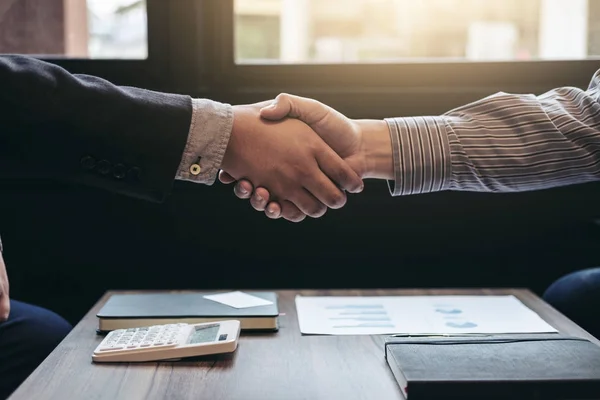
(220, 95), (386, 222)
(220, 100), (364, 221)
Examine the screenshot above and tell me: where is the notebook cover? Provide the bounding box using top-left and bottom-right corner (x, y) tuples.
(97, 292), (279, 319)
(385, 334), (600, 400)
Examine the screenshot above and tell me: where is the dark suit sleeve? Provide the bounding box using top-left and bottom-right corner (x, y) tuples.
(0, 55), (193, 202)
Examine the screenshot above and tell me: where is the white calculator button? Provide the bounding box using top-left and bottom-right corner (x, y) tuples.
(99, 346), (123, 351)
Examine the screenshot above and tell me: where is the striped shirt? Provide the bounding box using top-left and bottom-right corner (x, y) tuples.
(385, 69), (600, 196)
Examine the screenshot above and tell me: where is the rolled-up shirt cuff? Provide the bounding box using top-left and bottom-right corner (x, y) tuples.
(176, 99), (234, 185)
(384, 116), (452, 196)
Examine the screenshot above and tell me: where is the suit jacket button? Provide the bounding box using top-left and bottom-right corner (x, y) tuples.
(113, 164), (126, 179)
(127, 167), (142, 181)
(97, 160), (112, 175)
(80, 156), (96, 170)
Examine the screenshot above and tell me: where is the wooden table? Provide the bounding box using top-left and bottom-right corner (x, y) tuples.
(9, 289), (599, 400)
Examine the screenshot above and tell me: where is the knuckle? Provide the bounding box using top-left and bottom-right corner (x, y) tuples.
(285, 209), (306, 223)
(277, 93), (291, 102)
(307, 202), (327, 218)
(250, 198), (265, 211)
(234, 186), (249, 199)
(335, 168), (350, 186)
(328, 190), (347, 209)
(284, 212), (301, 222)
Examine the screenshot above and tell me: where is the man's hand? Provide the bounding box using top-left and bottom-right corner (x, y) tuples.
(0, 253), (10, 321)
(221, 102), (364, 222)
(220, 94), (392, 220)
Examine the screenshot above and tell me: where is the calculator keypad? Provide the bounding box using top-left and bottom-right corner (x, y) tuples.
(98, 324), (187, 352)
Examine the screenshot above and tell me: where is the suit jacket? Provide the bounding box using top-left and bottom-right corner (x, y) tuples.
(0, 55), (192, 204)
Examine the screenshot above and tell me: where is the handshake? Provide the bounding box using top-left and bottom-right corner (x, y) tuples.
(218, 94), (394, 222)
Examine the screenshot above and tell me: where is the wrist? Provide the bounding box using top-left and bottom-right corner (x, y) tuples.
(221, 105), (243, 172)
(355, 119), (394, 180)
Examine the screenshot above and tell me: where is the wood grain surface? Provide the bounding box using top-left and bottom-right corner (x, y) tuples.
(9, 289), (599, 400)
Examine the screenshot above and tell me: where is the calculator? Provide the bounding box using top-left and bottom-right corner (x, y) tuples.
(92, 320), (241, 363)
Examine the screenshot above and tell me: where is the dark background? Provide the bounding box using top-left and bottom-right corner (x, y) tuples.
(1, 0), (599, 325)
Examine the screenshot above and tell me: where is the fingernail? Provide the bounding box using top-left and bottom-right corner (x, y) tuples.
(239, 186), (248, 195)
(255, 194), (263, 201)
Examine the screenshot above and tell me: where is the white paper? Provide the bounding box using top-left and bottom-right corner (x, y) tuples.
(203, 291), (273, 309)
(295, 295), (557, 335)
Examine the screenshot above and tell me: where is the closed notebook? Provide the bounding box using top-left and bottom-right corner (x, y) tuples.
(97, 292), (279, 332)
(385, 333), (600, 400)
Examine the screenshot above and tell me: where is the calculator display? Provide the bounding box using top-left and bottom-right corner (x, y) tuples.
(187, 324), (220, 344)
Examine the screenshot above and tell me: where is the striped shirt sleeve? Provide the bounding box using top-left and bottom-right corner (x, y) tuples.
(384, 69), (600, 196)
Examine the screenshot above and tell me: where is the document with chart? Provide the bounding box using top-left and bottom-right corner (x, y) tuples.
(295, 295), (557, 335)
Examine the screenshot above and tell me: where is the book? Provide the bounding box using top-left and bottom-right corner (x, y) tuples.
(96, 292), (279, 332)
(385, 333), (600, 399)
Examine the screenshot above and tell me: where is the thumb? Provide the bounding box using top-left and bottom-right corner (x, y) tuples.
(259, 94), (293, 121)
(260, 93), (330, 127)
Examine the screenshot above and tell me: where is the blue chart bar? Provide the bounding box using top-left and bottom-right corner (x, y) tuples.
(325, 304), (385, 309)
(332, 323), (396, 328)
(329, 317), (392, 322)
(339, 311), (388, 315)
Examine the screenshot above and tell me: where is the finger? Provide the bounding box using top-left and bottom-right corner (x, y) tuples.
(250, 187), (271, 211)
(315, 146), (364, 194)
(265, 201), (282, 219)
(289, 189), (327, 218)
(234, 180), (254, 199)
(218, 170), (236, 184)
(303, 171), (348, 210)
(280, 200), (306, 223)
(0, 294), (9, 321)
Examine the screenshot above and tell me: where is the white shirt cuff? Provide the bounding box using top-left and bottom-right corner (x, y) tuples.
(384, 116), (452, 196)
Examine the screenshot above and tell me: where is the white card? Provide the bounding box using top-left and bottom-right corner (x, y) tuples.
(203, 291), (273, 309)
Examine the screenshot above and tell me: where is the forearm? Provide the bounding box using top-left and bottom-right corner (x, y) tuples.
(0, 55), (235, 200)
(0, 55), (192, 202)
(354, 119), (394, 180)
(382, 70), (600, 196)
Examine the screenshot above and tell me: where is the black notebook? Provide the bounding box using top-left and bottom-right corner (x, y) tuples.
(97, 292), (279, 332)
(385, 334), (600, 400)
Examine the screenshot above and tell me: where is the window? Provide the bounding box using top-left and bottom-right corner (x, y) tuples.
(0, 0), (147, 59)
(4, 0), (597, 115)
(235, 0), (600, 64)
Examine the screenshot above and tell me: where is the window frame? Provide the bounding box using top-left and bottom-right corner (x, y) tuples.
(37, 0), (170, 90)
(30, 0), (600, 117)
(206, 0), (600, 117)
